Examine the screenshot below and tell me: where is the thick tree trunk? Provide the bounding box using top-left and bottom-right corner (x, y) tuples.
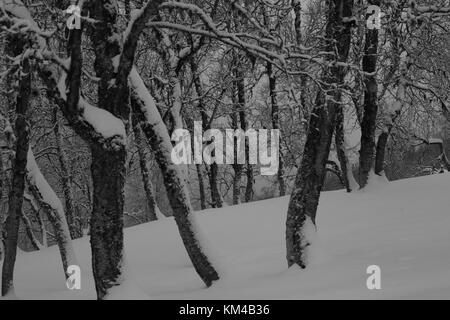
(53, 108), (80, 238)
(267, 62), (286, 196)
(2, 57), (31, 297)
(286, 0), (354, 268)
(90, 146), (126, 298)
(132, 114), (158, 222)
(130, 69), (219, 286)
(87, 0), (131, 299)
(359, 0), (380, 188)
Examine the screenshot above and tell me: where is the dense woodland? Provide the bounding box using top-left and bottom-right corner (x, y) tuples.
(0, 0), (449, 299)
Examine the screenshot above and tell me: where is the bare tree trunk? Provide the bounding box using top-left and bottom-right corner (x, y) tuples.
(53, 107), (80, 238)
(132, 113), (158, 221)
(286, 0), (354, 268)
(235, 68), (253, 203)
(130, 69), (219, 287)
(335, 96), (353, 193)
(231, 84), (243, 205)
(359, 0), (380, 188)
(196, 164), (207, 210)
(267, 62), (286, 196)
(2, 54), (31, 297)
(191, 59), (223, 208)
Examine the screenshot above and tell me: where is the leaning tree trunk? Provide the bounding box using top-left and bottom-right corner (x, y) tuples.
(130, 69), (219, 287)
(359, 0), (380, 188)
(20, 210), (41, 251)
(132, 113), (158, 222)
(26, 149), (78, 278)
(2, 55), (31, 297)
(286, 0), (354, 268)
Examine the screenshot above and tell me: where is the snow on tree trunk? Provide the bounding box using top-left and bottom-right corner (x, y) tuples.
(130, 68), (219, 287)
(286, 0), (354, 268)
(26, 149), (77, 278)
(1, 54), (31, 297)
(359, 0), (380, 188)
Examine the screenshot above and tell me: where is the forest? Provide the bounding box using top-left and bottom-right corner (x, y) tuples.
(0, 0), (450, 300)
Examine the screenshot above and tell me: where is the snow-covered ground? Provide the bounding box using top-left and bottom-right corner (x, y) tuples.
(3, 174), (450, 300)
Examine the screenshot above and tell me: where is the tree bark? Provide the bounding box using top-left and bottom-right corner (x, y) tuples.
(2, 55), (31, 297)
(196, 164), (207, 210)
(286, 0), (354, 268)
(359, 0), (380, 188)
(53, 107), (80, 238)
(335, 96), (353, 193)
(132, 113), (158, 222)
(267, 62), (286, 196)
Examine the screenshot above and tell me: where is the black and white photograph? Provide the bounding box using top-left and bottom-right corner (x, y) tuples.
(0, 0), (449, 303)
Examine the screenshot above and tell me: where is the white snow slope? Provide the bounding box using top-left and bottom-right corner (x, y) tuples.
(2, 174), (450, 300)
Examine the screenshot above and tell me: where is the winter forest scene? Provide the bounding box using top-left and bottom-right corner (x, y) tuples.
(0, 0), (450, 302)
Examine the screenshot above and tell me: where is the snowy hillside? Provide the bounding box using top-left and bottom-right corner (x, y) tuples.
(4, 174), (450, 300)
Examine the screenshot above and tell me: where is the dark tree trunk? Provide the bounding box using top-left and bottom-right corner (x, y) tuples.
(286, 0), (354, 268)
(132, 114), (158, 222)
(53, 108), (80, 238)
(2, 56), (31, 297)
(90, 146), (126, 299)
(359, 0), (380, 188)
(196, 164), (207, 210)
(236, 68), (253, 203)
(267, 62), (286, 196)
(375, 131), (389, 175)
(335, 96), (352, 193)
(209, 163), (223, 208)
(231, 84), (243, 205)
(87, 0), (131, 299)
